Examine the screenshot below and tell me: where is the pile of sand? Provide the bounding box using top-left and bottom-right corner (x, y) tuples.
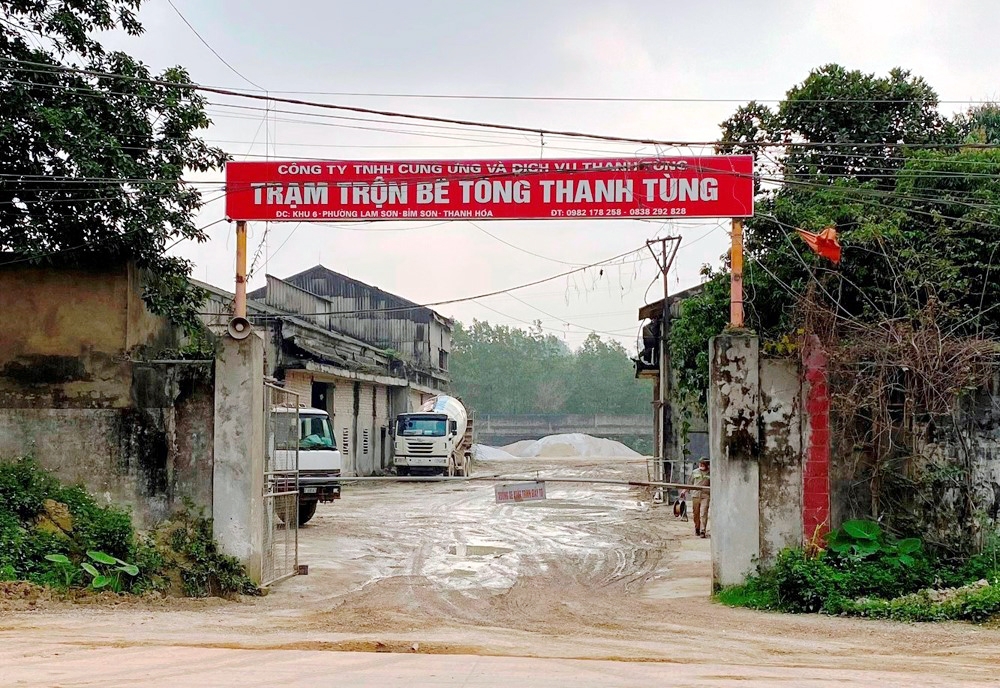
(502, 433), (642, 459)
(473, 444), (517, 461)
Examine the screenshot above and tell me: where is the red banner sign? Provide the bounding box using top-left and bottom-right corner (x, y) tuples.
(224, 156), (754, 222)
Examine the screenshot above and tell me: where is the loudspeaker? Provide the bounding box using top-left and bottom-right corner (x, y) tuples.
(227, 317), (252, 340)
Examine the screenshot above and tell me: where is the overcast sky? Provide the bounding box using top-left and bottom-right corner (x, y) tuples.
(104, 0), (1000, 351)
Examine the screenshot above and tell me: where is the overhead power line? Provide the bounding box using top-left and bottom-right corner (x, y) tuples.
(6, 58), (1000, 152)
(232, 244), (646, 318)
(235, 90), (995, 106)
(165, 0), (265, 91)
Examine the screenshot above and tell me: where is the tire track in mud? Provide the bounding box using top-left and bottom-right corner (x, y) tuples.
(294, 456), (677, 636)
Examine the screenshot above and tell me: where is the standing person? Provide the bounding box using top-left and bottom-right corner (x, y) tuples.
(691, 458), (710, 538)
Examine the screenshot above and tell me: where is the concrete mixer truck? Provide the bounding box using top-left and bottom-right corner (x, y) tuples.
(393, 395), (473, 476)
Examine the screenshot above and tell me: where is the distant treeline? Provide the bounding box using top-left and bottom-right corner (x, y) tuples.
(450, 320), (651, 416)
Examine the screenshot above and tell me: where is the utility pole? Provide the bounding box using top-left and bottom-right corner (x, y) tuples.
(730, 218), (744, 328)
(646, 237), (681, 502)
(234, 220), (248, 318)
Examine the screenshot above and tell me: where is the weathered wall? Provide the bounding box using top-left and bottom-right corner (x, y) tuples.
(0, 363), (214, 529)
(712, 333), (1000, 586)
(758, 359), (803, 566)
(830, 384), (1000, 553)
(0, 263), (175, 408)
(709, 334), (761, 588)
(0, 262), (211, 529)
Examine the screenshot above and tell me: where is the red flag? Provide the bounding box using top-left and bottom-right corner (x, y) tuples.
(796, 226), (841, 264)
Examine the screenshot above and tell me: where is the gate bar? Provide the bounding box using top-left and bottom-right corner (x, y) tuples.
(339, 475), (708, 492)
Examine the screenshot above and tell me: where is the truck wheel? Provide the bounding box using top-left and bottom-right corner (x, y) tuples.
(298, 501), (318, 526)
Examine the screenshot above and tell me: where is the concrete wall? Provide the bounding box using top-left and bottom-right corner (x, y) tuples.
(709, 335), (812, 587)
(0, 262), (213, 529)
(710, 332), (1000, 587)
(758, 359), (803, 565)
(0, 263), (176, 408)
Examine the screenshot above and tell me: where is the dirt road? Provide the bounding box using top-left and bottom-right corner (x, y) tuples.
(2, 455), (999, 686)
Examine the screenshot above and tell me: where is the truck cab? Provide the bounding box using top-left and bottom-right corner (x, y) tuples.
(393, 413), (456, 475)
(271, 406), (342, 525)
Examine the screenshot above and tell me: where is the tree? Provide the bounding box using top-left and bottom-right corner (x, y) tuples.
(672, 65), (999, 400)
(565, 334), (650, 415)
(449, 321), (650, 416)
(0, 0), (226, 333)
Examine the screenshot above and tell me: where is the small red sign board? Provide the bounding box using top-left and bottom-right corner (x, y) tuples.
(225, 156), (754, 222)
(495, 481), (547, 504)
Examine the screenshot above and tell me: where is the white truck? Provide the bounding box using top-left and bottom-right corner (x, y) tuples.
(393, 395), (473, 477)
(270, 405), (342, 525)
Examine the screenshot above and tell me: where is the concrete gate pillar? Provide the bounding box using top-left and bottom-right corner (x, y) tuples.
(709, 334), (760, 589)
(212, 333), (266, 583)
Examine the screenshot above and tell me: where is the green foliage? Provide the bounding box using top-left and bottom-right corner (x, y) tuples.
(450, 320), (651, 416)
(0, 458), (251, 597)
(719, 521), (1000, 623)
(44, 553), (78, 588)
(837, 583), (1000, 622)
(0, 1), (227, 335)
(78, 551), (139, 592)
(669, 269), (730, 404)
(163, 511), (259, 598)
(0, 457), (60, 521)
(674, 66), (1000, 399)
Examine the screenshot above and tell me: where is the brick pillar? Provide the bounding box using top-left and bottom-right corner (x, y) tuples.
(801, 335), (831, 544)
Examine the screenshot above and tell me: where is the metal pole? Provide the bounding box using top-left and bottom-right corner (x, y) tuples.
(235, 220), (248, 318)
(660, 239), (672, 488)
(645, 236), (681, 499)
(339, 474), (709, 491)
(730, 218), (744, 328)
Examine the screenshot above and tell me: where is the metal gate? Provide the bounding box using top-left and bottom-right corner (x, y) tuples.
(262, 383), (300, 586)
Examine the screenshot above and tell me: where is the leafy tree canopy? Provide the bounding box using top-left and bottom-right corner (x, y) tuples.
(672, 64), (1000, 402)
(0, 0), (227, 332)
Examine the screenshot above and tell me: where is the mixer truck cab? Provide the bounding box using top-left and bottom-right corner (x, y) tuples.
(393, 395), (472, 476)
(270, 405), (342, 525)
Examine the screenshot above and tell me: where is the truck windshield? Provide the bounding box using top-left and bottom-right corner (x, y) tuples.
(299, 415), (334, 450)
(398, 417), (447, 437)
(272, 413), (335, 450)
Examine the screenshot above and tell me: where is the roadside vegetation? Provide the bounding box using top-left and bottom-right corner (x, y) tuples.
(717, 520), (1000, 623)
(0, 457), (257, 598)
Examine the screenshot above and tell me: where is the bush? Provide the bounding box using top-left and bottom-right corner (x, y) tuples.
(158, 509), (259, 598)
(839, 582), (1000, 622)
(0, 458), (255, 597)
(771, 549), (840, 612)
(718, 519), (1000, 623)
(0, 457), (59, 520)
(57, 485), (135, 561)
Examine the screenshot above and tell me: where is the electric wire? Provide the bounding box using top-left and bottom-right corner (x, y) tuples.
(7, 58), (1000, 152)
(165, 0), (265, 91)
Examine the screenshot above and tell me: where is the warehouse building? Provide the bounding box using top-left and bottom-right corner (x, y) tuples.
(200, 265), (452, 476)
